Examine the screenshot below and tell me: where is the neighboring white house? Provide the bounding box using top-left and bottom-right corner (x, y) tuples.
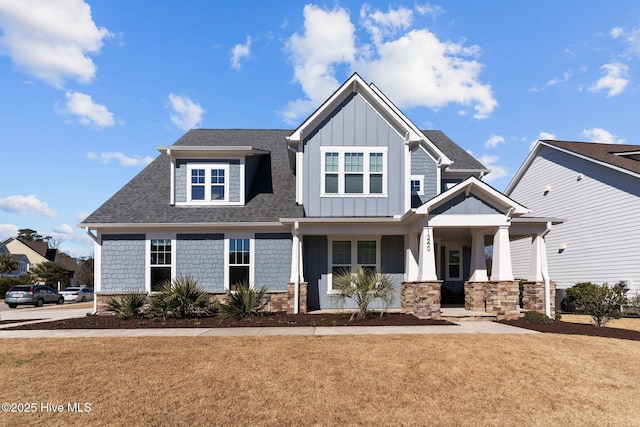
(506, 140), (640, 296)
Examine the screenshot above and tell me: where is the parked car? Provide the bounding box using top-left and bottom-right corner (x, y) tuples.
(4, 285), (64, 308)
(59, 286), (94, 303)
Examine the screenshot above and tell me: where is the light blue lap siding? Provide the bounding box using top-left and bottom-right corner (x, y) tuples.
(255, 233), (292, 291)
(101, 234), (146, 292)
(411, 147), (438, 207)
(175, 159), (241, 203)
(176, 234), (224, 291)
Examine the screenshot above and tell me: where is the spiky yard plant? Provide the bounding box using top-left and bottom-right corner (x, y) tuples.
(332, 267), (397, 321)
(218, 281), (268, 319)
(152, 276), (212, 318)
(106, 290), (148, 320)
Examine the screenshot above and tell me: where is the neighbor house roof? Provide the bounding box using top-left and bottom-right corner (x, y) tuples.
(505, 140), (640, 195)
(541, 140), (640, 175)
(81, 128), (487, 227)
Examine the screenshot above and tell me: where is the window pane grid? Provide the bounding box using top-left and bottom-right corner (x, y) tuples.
(211, 169), (225, 184)
(325, 152), (339, 172)
(369, 153), (383, 172)
(229, 238), (250, 266)
(344, 153), (363, 172)
(191, 169), (205, 184)
(357, 241), (376, 265)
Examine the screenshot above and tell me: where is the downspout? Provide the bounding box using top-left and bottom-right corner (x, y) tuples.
(293, 221), (300, 315)
(540, 221), (553, 317)
(85, 227), (99, 316)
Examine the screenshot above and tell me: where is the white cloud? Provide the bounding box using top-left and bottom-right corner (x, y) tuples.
(414, 2), (446, 18)
(476, 154), (507, 183)
(530, 132), (556, 150)
(485, 134), (505, 149)
(610, 27), (624, 39)
(0, 224), (19, 240)
(58, 92), (115, 128)
(282, 5), (356, 124)
(0, 195), (56, 218)
(86, 151), (154, 167)
(588, 63), (629, 97)
(282, 4), (496, 123)
(0, 0), (112, 87)
(54, 224), (75, 235)
(168, 93), (205, 130)
(581, 128), (626, 144)
(230, 35), (252, 70)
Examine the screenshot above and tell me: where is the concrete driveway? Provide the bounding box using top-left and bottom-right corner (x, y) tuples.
(0, 301), (94, 328)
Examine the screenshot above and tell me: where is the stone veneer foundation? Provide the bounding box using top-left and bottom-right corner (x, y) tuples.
(401, 281), (442, 319)
(464, 281), (520, 320)
(95, 282), (308, 315)
(521, 280), (556, 319)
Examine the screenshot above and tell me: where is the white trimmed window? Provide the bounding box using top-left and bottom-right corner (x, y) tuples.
(410, 175), (424, 195)
(150, 239), (172, 292)
(227, 237), (252, 290)
(328, 238), (380, 292)
(321, 148), (387, 195)
(446, 247), (462, 280)
(188, 164), (228, 203)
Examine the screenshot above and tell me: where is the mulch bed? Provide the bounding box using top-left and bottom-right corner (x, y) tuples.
(4, 312), (452, 330)
(499, 318), (640, 342)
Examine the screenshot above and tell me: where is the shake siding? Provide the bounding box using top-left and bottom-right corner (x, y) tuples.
(510, 146), (640, 291)
(303, 93), (405, 217)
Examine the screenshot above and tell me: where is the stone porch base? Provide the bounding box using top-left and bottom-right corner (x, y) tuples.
(464, 281), (520, 320)
(521, 280), (556, 319)
(401, 281), (442, 320)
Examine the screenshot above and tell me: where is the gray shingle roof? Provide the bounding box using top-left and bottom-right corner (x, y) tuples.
(423, 130), (489, 171)
(81, 130), (303, 225)
(81, 129), (483, 226)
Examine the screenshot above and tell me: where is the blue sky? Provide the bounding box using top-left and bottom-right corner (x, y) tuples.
(1, 0), (639, 257)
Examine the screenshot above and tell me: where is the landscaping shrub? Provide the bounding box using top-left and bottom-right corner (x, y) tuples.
(218, 281), (268, 319)
(579, 282), (628, 327)
(523, 310), (553, 325)
(106, 290), (148, 319)
(561, 282), (597, 313)
(150, 276), (212, 319)
(332, 267), (397, 321)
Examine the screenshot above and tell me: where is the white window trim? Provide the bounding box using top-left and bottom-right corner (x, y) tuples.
(320, 147), (388, 197)
(185, 163), (230, 205)
(410, 174), (425, 196)
(445, 244), (463, 281)
(146, 234), (176, 293)
(327, 236), (381, 294)
(223, 234), (255, 290)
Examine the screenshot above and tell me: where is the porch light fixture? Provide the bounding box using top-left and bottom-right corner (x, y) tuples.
(577, 173), (583, 181)
(559, 243), (567, 252)
(543, 185), (551, 196)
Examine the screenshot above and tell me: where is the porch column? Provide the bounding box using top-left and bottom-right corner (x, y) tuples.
(491, 226), (514, 281)
(469, 231), (488, 281)
(528, 234), (544, 282)
(290, 228), (300, 283)
(417, 227), (437, 281)
(405, 232), (419, 282)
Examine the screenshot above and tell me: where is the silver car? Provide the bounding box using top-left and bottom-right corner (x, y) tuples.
(4, 285), (64, 308)
(59, 286), (94, 303)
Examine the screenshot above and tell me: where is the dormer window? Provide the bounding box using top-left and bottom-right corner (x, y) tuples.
(188, 164), (228, 203)
(321, 147), (387, 196)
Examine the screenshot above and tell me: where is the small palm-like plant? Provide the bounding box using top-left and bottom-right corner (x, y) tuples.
(152, 276), (212, 318)
(332, 267), (397, 321)
(218, 281), (268, 319)
(106, 290), (148, 319)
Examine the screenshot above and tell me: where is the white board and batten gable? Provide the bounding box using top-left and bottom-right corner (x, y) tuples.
(506, 140), (640, 292)
(286, 73), (452, 218)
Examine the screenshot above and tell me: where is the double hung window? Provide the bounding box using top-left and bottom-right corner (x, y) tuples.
(228, 238), (250, 290)
(188, 165), (227, 203)
(322, 148), (386, 195)
(329, 239), (379, 292)
(150, 239), (172, 291)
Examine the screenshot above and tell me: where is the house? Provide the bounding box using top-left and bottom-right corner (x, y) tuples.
(506, 140), (640, 297)
(81, 73), (559, 319)
(0, 238), (77, 282)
